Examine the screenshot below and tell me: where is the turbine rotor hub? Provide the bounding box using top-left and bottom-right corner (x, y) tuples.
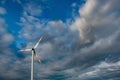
(32, 48), (34, 50)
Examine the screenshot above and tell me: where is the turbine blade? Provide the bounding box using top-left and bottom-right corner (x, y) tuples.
(19, 49), (31, 52)
(34, 36), (43, 49)
(35, 54), (41, 63)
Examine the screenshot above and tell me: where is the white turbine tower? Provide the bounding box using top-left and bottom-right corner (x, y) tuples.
(19, 36), (43, 80)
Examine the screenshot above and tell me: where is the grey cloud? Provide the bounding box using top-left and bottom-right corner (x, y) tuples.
(66, 30), (120, 78)
(0, 7), (29, 80)
(16, 0), (120, 80)
(19, 11), (43, 41)
(18, 8), (80, 79)
(63, 0), (120, 79)
(80, 30), (120, 56)
(0, 18), (14, 47)
(78, 61), (120, 80)
(71, 0), (120, 42)
(79, 0), (120, 18)
(24, 2), (42, 16)
(67, 0), (120, 67)
(0, 7), (6, 14)
(0, 12), (21, 79)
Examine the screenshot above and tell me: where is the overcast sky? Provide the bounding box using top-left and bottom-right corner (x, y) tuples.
(0, 0), (120, 80)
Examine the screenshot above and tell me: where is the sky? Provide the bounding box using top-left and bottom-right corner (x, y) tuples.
(0, 0), (120, 80)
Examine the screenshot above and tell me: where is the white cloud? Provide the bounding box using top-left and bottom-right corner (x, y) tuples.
(68, 0), (120, 68)
(0, 9), (18, 79)
(0, 7), (6, 14)
(71, 3), (77, 7)
(17, 5), (79, 79)
(19, 11), (42, 40)
(66, 0), (120, 79)
(24, 2), (42, 16)
(17, 0), (120, 80)
(71, 0), (120, 42)
(78, 61), (120, 79)
(80, 30), (120, 56)
(0, 18), (14, 47)
(16, 0), (22, 5)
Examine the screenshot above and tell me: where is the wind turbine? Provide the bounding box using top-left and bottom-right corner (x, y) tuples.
(19, 36), (43, 80)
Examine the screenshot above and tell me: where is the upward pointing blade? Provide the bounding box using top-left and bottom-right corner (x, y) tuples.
(19, 49), (31, 52)
(34, 36), (43, 49)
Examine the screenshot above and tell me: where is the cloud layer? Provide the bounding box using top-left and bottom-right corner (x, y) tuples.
(0, 0), (120, 80)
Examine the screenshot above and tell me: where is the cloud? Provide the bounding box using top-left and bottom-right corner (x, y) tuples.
(67, 0), (120, 66)
(0, 7), (19, 80)
(0, 6), (30, 80)
(6, 0), (120, 80)
(17, 3), (81, 79)
(64, 0), (120, 79)
(71, 3), (77, 8)
(24, 2), (42, 16)
(71, 0), (120, 42)
(18, 11), (42, 40)
(0, 7), (6, 14)
(78, 61), (120, 79)
(0, 18), (14, 47)
(65, 30), (120, 69)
